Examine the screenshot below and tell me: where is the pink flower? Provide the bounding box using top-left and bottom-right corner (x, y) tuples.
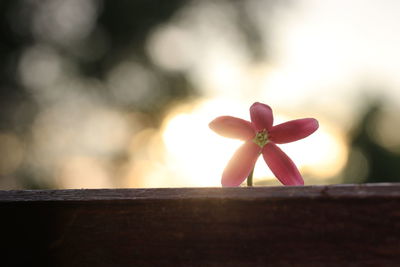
(209, 102), (319, 187)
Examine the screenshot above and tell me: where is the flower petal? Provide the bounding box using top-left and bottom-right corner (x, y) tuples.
(250, 102), (273, 131)
(209, 116), (255, 140)
(222, 141), (261, 187)
(269, 118), (319, 144)
(262, 142), (304, 186)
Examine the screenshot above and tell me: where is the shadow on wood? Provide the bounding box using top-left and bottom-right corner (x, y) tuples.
(1, 184), (400, 266)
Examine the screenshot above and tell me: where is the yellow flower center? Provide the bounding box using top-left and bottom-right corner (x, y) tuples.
(253, 129), (269, 148)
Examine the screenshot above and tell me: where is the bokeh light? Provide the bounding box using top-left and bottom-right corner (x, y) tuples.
(0, 133), (24, 176)
(1, 0), (400, 189)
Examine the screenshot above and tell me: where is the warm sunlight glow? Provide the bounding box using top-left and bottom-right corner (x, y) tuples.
(160, 99), (348, 186)
(280, 119), (348, 178)
(161, 99), (245, 186)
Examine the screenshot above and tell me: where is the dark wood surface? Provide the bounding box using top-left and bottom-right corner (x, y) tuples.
(1, 184), (400, 266)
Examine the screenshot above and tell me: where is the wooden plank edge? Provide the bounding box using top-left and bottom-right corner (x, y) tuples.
(1, 183), (400, 202)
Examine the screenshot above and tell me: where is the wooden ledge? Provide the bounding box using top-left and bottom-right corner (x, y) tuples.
(1, 184), (400, 266)
(1, 183), (400, 202)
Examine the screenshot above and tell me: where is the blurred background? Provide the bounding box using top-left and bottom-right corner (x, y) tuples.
(1, 0), (400, 189)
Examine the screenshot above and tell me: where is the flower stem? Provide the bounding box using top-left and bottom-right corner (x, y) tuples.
(247, 168), (254, 187)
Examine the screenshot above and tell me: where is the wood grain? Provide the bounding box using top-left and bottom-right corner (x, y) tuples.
(1, 184), (400, 266)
